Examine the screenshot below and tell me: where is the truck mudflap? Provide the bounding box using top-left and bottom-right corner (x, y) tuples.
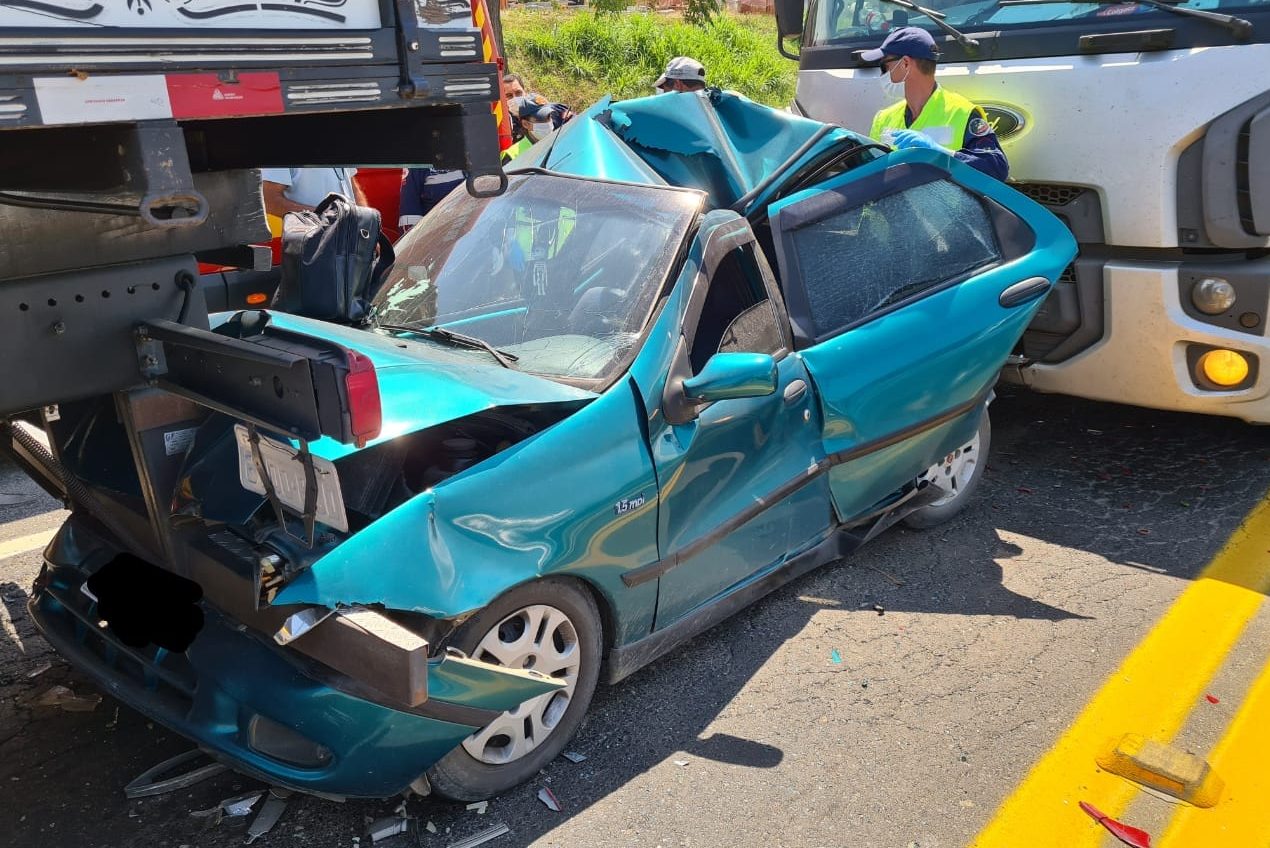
(29, 518), (565, 798)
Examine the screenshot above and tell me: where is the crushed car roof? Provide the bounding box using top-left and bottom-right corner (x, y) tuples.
(509, 89), (868, 213)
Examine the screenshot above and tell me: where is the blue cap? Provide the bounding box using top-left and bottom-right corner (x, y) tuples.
(860, 26), (939, 63)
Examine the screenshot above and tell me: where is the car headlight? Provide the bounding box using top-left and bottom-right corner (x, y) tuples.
(1192, 278), (1237, 315)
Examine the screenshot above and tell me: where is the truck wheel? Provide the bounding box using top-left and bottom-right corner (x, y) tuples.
(426, 577), (602, 802)
(903, 409), (991, 530)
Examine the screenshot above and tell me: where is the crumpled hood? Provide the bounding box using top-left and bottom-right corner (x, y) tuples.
(264, 312), (597, 461)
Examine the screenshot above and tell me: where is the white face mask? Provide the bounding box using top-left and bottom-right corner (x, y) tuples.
(880, 59), (909, 100)
(529, 121), (553, 140)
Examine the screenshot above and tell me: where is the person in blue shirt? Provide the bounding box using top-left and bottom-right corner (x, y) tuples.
(398, 167), (465, 234)
(863, 27), (1008, 181)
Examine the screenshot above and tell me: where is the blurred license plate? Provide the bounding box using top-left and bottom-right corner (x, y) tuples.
(234, 424), (348, 533)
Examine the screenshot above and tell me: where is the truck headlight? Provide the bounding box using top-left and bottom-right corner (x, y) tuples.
(1192, 278), (1237, 315)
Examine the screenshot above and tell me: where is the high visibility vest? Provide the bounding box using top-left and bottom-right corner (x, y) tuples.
(870, 86), (986, 150)
(502, 135), (534, 163)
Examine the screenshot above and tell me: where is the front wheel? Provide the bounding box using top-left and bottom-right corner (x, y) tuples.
(903, 409), (992, 530)
(425, 577), (602, 802)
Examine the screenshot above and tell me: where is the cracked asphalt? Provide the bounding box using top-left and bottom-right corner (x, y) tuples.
(1, 387), (1268, 848)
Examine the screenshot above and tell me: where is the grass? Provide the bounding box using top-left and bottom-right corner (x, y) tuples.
(501, 8), (797, 110)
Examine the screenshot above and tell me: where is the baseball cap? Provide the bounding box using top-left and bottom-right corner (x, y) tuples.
(654, 56), (706, 88)
(860, 26), (939, 63)
(508, 94), (554, 121)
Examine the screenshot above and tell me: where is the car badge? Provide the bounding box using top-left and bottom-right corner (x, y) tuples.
(980, 104), (1027, 140)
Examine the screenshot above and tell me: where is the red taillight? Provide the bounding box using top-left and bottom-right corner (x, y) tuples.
(344, 350), (382, 448)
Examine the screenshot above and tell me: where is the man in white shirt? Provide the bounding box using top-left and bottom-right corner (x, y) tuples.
(260, 167), (367, 217)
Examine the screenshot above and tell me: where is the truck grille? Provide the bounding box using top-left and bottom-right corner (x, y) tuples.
(1012, 182), (1086, 207)
(1237, 121), (1255, 235)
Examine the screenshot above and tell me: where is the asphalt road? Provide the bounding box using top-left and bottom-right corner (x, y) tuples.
(1, 387), (1267, 848)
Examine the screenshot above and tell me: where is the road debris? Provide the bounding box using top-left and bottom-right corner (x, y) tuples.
(673, 759), (689, 767)
(190, 792), (264, 829)
(447, 823), (510, 848)
(105, 706), (120, 729)
(537, 787), (562, 812)
(124, 749), (228, 799)
(425, 821), (438, 834)
(245, 793), (288, 844)
(1079, 801), (1151, 848)
(465, 800), (488, 815)
(872, 604), (885, 616)
(33, 684), (101, 712)
(368, 816), (410, 842)
(1205, 694), (1221, 704)
(25, 661), (51, 678)
(830, 649), (843, 664)
(562, 751), (587, 764)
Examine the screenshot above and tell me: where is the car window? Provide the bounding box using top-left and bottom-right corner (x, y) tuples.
(690, 243), (783, 373)
(788, 179), (1001, 339)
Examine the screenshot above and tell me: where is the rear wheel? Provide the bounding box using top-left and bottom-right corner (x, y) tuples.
(425, 577), (602, 801)
(903, 409), (991, 530)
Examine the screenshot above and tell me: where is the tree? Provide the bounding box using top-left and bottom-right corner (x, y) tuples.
(683, 0), (720, 25)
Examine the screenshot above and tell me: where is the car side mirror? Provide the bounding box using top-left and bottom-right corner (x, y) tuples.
(774, 0), (805, 59)
(682, 352), (778, 406)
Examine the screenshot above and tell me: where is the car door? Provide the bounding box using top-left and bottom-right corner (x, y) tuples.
(642, 216), (832, 629)
(766, 148), (1077, 522)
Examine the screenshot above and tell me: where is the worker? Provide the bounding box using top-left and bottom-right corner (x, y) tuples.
(398, 167), (465, 234)
(503, 94), (572, 161)
(863, 27), (1008, 180)
(654, 56), (707, 93)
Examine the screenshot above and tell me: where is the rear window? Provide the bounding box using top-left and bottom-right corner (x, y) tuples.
(789, 179), (1001, 337)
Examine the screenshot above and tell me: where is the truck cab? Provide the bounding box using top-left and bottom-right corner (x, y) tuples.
(775, 0), (1270, 423)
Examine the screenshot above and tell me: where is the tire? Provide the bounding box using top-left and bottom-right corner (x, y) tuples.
(902, 409), (992, 530)
(425, 577), (603, 802)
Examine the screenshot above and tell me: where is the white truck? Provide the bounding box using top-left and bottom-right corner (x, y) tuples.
(773, 0), (1270, 422)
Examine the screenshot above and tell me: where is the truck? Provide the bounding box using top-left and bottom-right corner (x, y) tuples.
(772, 0), (1270, 423)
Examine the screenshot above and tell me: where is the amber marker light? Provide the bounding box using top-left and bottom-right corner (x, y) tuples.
(246, 293), (268, 305)
(1198, 349), (1250, 387)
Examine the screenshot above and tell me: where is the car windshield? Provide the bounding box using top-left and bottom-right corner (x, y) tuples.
(809, 0), (1266, 46)
(371, 173), (701, 385)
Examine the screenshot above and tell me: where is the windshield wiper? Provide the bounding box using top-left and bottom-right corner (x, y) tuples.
(874, 0), (982, 48)
(999, 0), (1252, 38)
(373, 322), (519, 369)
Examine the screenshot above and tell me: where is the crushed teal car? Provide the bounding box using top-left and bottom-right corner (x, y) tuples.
(23, 89), (1076, 801)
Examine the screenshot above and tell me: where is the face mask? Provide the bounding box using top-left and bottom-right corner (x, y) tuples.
(880, 59), (909, 99)
(529, 121), (553, 140)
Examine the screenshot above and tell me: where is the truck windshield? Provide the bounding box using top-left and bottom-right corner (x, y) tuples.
(370, 173), (700, 385)
(809, 0), (1265, 48)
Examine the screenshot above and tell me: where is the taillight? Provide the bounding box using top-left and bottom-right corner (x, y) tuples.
(344, 350), (382, 448)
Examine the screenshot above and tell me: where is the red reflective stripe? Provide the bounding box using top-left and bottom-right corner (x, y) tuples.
(166, 72), (284, 119)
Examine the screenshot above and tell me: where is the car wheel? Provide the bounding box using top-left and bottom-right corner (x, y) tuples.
(425, 577), (603, 802)
(902, 409), (991, 530)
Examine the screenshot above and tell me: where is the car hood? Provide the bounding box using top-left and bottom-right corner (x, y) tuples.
(264, 312), (597, 461)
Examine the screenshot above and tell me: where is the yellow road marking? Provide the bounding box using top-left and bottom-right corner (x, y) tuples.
(971, 494), (1270, 848)
(1159, 651), (1270, 846)
(0, 528), (57, 560)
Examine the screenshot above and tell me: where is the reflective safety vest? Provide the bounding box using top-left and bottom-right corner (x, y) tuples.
(870, 86), (986, 150)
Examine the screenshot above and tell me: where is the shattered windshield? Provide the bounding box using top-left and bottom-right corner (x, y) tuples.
(809, 0), (1266, 46)
(371, 173), (701, 384)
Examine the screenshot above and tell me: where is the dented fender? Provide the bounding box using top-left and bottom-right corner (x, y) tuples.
(274, 379), (663, 645)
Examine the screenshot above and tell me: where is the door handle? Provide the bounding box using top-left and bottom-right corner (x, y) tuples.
(783, 379), (807, 404)
(999, 276), (1052, 308)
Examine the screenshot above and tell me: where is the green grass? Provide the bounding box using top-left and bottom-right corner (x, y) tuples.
(502, 8), (797, 110)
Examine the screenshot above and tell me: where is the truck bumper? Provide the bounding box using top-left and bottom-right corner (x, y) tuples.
(1006, 260), (1270, 423)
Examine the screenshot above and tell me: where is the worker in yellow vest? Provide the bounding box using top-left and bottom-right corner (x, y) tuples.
(864, 27), (1008, 181)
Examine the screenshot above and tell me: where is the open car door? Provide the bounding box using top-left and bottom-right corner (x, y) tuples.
(767, 149), (1077, 522)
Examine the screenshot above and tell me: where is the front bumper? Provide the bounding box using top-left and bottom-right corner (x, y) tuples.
(1006, 261), (1270, 423)
(30, 523), (482, 799)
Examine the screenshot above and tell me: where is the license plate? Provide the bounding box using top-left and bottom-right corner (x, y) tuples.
(234, 425), (348, 533)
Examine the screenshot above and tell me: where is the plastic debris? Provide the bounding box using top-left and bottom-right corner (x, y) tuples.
(830, 649), (843, 664)
(220, 792), (264, 817)
(425, 821), (438, 834)
(673, 759), (689, 767)
(1079, 801), (1151, 848)
(25, 661), (51, 678)
(1205, 694), (1220, 704)
(872, 604), (885, 616)
(34, 684), (101, 712)
(245, 794), (288, 844)
(465, 801), (488, 815)
(124, 749), (229, 799)
(105, 707), (120, 729)
(368, 817), (410, 842)
(537, 787), (561, 812)
(562, 751), (587, 764)
(447, 823), (510, 848)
